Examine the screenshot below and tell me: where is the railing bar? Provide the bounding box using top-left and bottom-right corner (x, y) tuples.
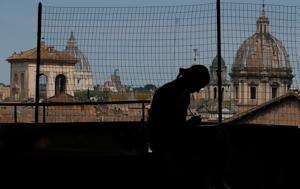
(35, 2), (42, 124)
(141, 102), (145, 122)
(14, 105), (17, 123)
(43, 104), (46, 124)
(0, 100), (151, 107)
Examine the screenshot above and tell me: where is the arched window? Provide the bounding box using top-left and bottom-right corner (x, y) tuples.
(213, 87), (217, 99)
(271, 83), (279, 99)
(250, 86), (256, 99)
(221, 87), (224, 100)
(55, 74), (66, 95)
(14, 73), (19, 86)
(235, 86), (239, 99)
(213, 87), (224, 100)
(39, 74), (47, 100)
(12, 73), (19, 100)
(272, 87), (277, 99)
(20, 73), (25, 98)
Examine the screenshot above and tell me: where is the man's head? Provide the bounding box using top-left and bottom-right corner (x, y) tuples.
(178, 65), (210, 93)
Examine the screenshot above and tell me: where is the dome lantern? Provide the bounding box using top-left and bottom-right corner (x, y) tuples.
(256, 3), (270, 34)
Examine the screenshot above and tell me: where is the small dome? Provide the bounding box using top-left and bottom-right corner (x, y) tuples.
(211, 55), (226, 68)
(209, 55), (229, 84)
(65, 32), (91, 72)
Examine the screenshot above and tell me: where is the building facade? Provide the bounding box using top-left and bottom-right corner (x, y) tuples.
(192, 55), (235, 121)
(230, 5), (293, 112)
(206, 55), (231, 102)
(226, 91), (300, 127)
(103, 69), (128, 93)
(6, 41), (77, 101)
(192, 4), (294, 121)
(0, 84), (10, 101)
(6, 32), (94, 101)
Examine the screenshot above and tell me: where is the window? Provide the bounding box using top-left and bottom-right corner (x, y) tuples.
(55, 74), (66, 95)
(13, 73), (19, 100)
(14, 73), (18, 85)
(272, 87), (277, 98)
(271, 83), (279, 99)
(235, 86), (239, 99)
(260, 26), (262, 33)
(221, 87), (224, 100)
(21, 73), (25, 98)
(250, 86), (256, 99)
(213, 87), (217, 99)
(39, 74), (47, 100)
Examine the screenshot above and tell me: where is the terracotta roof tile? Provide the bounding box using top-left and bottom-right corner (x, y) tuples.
(225, 91), (300, 123)
(46, 92), (81, 102)
(6, 43), (77, 64)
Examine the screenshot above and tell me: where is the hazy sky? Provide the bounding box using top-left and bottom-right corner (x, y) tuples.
(0, 0), (299, 85)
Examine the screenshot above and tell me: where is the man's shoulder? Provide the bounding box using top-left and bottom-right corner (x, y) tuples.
(157, 80), (177, 92)
(151, 81), (175, 103)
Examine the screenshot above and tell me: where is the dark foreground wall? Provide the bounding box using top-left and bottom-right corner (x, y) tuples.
(0, 122), (298, 188)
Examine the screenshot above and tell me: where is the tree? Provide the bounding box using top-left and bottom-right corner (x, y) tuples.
(0, 83), (6, 87)
(74, 90), (110, 102)
(144, 84), (157, 91)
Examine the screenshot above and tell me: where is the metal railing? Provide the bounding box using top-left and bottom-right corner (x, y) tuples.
(0, 100), (150, 123)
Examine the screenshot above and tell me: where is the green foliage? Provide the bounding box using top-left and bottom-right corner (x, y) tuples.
(74, 90), (110, 102)
(75, 84), (156, 102)
(0, 83), (7, 87)
(133, 84), (157, 92)
(144, 84), (157, 91)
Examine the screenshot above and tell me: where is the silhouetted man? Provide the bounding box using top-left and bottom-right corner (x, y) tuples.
(147, 65), (210, 179)
(148, 64), (210, 153)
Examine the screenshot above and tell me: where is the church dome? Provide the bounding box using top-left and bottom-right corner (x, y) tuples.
(209, 55), (229, 85)
(211, 55), (226, 68)
(232, 6), (293, 78)
(65, 32), (91, 72)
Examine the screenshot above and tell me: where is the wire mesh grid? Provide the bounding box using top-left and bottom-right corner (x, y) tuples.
(41, 3), (217, 93)
(37, 3), (217, 122)
(2, 1), (299, 125)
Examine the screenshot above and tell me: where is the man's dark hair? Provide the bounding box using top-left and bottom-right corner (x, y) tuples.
(177, 64), (210, 90)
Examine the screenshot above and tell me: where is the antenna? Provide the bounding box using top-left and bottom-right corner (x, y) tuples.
(193, 48), (198, 64)
(262, 0), (265, 14)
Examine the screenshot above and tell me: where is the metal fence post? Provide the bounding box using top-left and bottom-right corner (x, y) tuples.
(141, 102), (145, 122)
(217, 0), (222, 123)
(14, 105), (17, 123)
(43, 104), (46, 123)
(35, 2), (42, 124)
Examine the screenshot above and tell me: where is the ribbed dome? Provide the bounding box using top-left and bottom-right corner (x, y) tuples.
(65, 32), (91, 72)
(232, 6), (292, 76)
(233, 33), (291, 71)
